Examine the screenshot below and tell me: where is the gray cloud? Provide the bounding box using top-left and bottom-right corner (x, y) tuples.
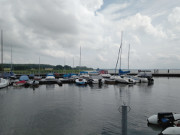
(0, 0), (180, 69)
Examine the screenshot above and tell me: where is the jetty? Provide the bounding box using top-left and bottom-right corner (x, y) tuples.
(13, 73), (180, 78)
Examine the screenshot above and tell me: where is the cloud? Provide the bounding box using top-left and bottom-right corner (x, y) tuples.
(0, 0), (180, 69)
(118, 13), (167, 38)
(168, 7), (180, 25)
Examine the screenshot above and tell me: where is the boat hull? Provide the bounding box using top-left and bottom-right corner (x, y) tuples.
(0, 78), (9, 88)
(75, 78), (87, 85)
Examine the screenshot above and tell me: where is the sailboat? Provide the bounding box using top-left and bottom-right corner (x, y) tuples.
(114, 32), (135, 84)
(0, 30), (9, 88)
(34, 57), (42, 80)
(75, 46), (87, 85)
(9, 45), (16, 79)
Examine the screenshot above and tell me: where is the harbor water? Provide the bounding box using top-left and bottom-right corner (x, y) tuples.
(0, 77), (180, 135)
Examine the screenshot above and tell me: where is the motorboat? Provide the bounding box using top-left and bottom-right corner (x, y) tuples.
(14, 75), (29, 87)
(75, 78), (87, 85)
(61, 74), (78, 83)
(0, 78), (9, 88)
(34, 76), (42, 80)
(100, 74), (111, 78)
(27, 80), (39, 87)
(104, 76), (116, 84)
(160, 127), (180, 135)
(147, 112), (180, 126)
(138, 70), (154, 83)
(148, 112), (180, 135)
(13, 80), (26, 86)
(45, 73), (55, 80)
(114, 75), (136, 84)
(130, 75), (148, 83)
(104, 79), (116, 84)
(130, 76), (141, 83)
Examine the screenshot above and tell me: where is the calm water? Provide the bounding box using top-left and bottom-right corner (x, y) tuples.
(0, 77), (180, 135)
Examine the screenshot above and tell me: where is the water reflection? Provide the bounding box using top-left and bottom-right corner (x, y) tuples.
(89, 83), (103, 89)
(0, 78), (180, 135)
(147, 123), (163, 132)
(46, 84), (55, 89)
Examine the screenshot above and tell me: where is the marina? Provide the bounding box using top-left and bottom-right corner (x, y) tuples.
(0, 77), (180, 135)
(0, 0), (180, 134)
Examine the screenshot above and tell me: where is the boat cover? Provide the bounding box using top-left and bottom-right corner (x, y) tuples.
(119, 69), (130, 75)
(19, 75), (29, 81)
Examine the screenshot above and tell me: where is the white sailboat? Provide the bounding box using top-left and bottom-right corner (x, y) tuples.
(75, 46), (88, 85)
(0, 30), (9, 88)
(34, 56), (42, 80)
(114, 32), (135, 84)
(9, 45), (16, 79)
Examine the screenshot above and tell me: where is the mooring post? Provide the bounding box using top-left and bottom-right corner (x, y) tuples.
(122, 105), (127, 135)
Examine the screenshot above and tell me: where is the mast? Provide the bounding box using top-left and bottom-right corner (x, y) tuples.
(11, 45), (12, 71)
(73, 57), (74, 68)
(1, 30), (3, 77)
(79, 46), (81, 73)
(115, 31), (123, 74)
(39, 56), (40, 76)
(115, 43), (121, 74)
(128, 44), (130, 70)
(119, 32), (123, 70)
(63, 57), (66, 74)
(80, 46), (81, 67)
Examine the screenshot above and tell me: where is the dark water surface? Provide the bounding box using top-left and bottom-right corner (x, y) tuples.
(0, 77), (180, 135)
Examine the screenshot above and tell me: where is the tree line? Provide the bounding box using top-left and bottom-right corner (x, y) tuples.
(1, 64), (93, 71)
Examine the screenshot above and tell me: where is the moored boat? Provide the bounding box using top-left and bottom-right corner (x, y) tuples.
(19, 75), (29, 81)
(75, 78), (87, 85)
(27, 80), (39, 86)
(100, 74), (111, 78)
(45, 73), (55, 80)
(13, 80), (26, 86)
(138, 70), (154, 83)
(104, 78), (116, 84)
(34, 76), (42, 80)
(114, 75), (135, 84)
(147, 112), (180, 126)
(79, 71), (90, 79)
(160, 127), (180, 135)
(0, 78), (9, 88)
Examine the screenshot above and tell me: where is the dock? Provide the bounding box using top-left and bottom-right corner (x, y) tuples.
(110, 73), (180, 77)
(14, 73), (180, 78)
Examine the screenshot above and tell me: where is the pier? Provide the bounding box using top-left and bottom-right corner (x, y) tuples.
(13, 73), (180, 78)
(111, 73), (180, 77)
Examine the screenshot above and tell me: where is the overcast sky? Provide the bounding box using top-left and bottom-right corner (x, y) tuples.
(0, 0), (180, 69)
